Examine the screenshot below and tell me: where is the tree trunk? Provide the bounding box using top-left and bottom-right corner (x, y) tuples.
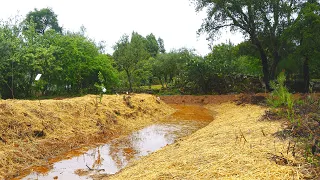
(270, 51), (281, 80)
(303, 56), (310, 93)
(28, 71), (35, 97)
(158, 77), (164, 88)
(164, 75), (168, 88)
(253, 39), (271, 90)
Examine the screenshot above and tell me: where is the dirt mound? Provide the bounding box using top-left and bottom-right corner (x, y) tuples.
(169, 104), (214, 122)
(108, 103), (306, 179)
(0, 94), (173, 179)
(160, 94), (240, 104)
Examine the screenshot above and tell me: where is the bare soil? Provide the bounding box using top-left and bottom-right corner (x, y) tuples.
(160, 94), (241, 104)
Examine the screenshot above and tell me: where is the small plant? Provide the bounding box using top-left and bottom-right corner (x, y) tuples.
(267, 71), (296, 123)
(266, 73), (320, 170)
(94, 71), (106, 104)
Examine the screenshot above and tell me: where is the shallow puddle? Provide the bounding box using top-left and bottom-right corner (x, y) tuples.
(23, 123), (201, 180)
(22, 105), (212, 180)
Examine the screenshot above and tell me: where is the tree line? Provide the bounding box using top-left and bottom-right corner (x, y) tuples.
(1, 1), (320, 99)
(0, 8), (119, 99)
(193, 0), (320, 92)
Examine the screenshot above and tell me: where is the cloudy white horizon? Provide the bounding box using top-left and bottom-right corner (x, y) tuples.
(0, 0), (244, 56)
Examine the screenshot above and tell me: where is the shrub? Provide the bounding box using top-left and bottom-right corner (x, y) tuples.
(267, 71), (296, 123)
(266, 72), (320, 167)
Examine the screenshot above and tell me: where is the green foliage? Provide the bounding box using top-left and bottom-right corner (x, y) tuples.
(192, 0), (304, 89)
(285, 2), (320, 58)
(24, 8), (62, 34)
(152, 48), (195, 89)
(2, 4), (320, 98)
(206, 43), (262, 77)
(267, 72), (293, 107)
(134, 58), (153, 87)
(146, 33), (159, 58)
(157, 37), (166, 54)
(0, 10), (119, 99)
(282, 2), (320, 92)
(179, 43), (262, 94)
(0, 18), (27, 98)
(267, 71), (296, 122)
(236, 56), (263, 76)
(113, 32), (150, 91)
(94, 71), (105, 103)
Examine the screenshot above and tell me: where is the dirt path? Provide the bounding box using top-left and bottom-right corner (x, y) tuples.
(108, 103), (304, 180)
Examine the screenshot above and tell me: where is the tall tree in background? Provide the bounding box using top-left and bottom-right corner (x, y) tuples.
(113, 32), (150, 91)
(284, 1), (320, 92)
(146, 33), (159, 58)
(157, 37), (166, 53)
(24, 8), (62, 34)
(191, 0), (302, 89)
(0, 19), (22, 99)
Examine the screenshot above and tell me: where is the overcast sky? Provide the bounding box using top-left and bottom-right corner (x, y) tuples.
(0, 0), (244, 55)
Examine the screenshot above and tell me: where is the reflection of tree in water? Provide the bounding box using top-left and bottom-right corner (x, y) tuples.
(92, 148), (102, 169)
(109, 136), (138, 169)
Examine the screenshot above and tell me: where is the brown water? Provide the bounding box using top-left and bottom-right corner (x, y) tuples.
(22, 105), (212, 180)
(23, 123), (202, 180)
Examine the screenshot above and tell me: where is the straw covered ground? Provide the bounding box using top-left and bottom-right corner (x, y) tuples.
(0, 94), (173, 179)
(108, 103), (310, 180)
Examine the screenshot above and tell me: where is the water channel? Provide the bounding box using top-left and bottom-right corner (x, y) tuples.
(23, 105), (213, 180)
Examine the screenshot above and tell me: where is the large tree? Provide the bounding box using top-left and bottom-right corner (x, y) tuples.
(24, 8), (62, 34)
(146, 33), (159, 58)
(192, 0), (303, 89)
(113, 32), (150, 91)
(0, 20), (22, 99)
(284, 1), (320, 92)
(157, 37), (166, 54)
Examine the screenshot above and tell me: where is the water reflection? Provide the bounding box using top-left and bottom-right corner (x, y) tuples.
(23, 124), (182, 180)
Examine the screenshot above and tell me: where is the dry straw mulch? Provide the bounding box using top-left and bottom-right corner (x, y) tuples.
(0, 94), (173, 179)
(109, 103), (308, 180)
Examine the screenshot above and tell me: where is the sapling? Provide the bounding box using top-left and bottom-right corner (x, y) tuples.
(267, 71), (296, 123)
(94, 71), (106, 103)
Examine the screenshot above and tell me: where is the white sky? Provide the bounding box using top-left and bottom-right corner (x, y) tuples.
(0, 0), (244, 56)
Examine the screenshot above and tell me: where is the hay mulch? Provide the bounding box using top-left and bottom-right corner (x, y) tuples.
(108, 103), (308, 180)
(0, 94), (173, 179)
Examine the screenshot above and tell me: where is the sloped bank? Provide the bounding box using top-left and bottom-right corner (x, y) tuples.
(108, 103), (306, 180)
(0, 94), (174, 179)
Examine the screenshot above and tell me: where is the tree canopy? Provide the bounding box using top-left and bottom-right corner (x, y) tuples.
(191, 0), (307, 89)
(24, 8), (62, 34)
(1, 5), (320, 98)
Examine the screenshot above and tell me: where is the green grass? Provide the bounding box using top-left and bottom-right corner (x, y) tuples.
(140, 85), (164, 90)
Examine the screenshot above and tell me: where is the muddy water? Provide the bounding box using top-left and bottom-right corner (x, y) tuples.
(22, 105), (213, 180)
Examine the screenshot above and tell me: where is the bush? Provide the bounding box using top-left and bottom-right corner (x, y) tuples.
(266, 72), (320, 167)
(267, 71), (295, 122)
(267, 72), (293, 107)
